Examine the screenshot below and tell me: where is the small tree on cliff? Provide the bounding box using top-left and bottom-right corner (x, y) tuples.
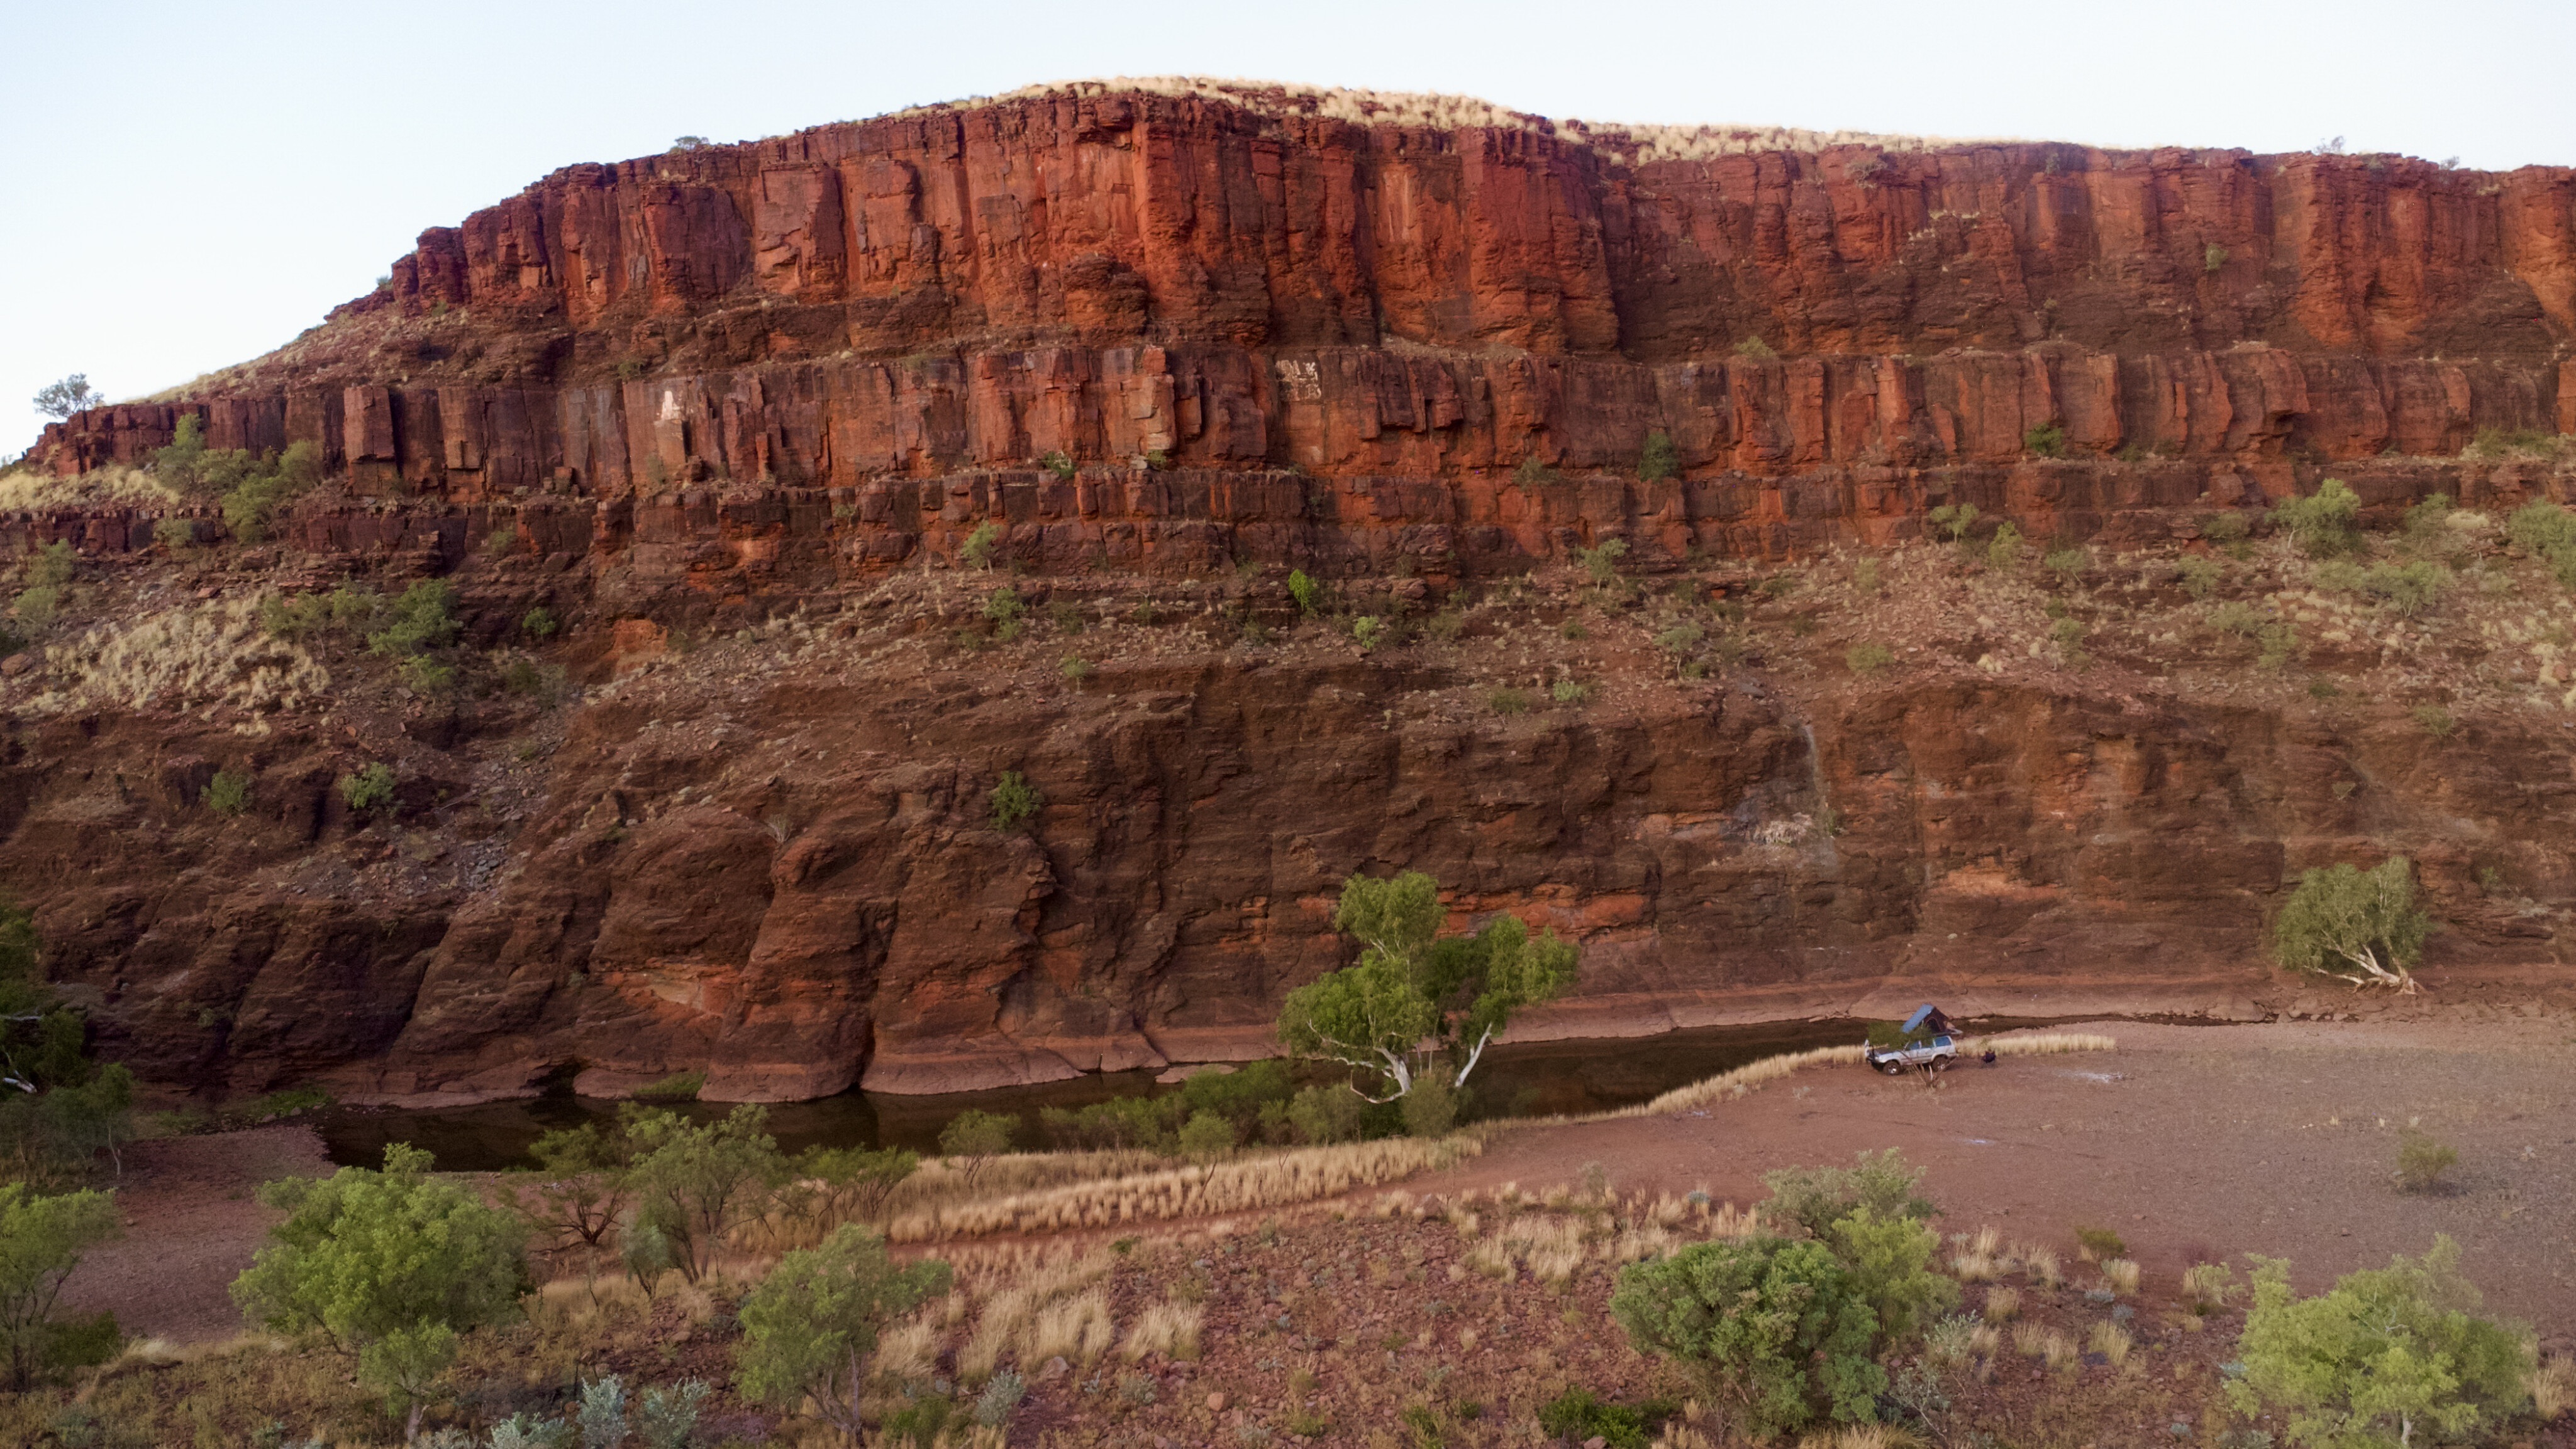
(2273, 857), (2434, 994)
(30, 376), (102, 421)
(1277, 871), (1577, 1106)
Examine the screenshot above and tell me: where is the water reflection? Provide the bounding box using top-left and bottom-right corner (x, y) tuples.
(318, 1017), (1897, 1171)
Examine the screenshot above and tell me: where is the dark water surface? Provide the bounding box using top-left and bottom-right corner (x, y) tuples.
(318, 1016), (2051, 1170)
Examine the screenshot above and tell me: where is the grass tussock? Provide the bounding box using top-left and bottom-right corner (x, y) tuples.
(1621, 1031), (2116, 1119)
(2101, 1257), (2141, 1296)
(2529, 1355), (2574, 1421)
(1982, 1286), (2020, 1321)
(886, 1135), (1479, 1242)
(31, 596), (329, 715)
(0, 464), (178, 511)
(1119, 1302), (1203, 1362)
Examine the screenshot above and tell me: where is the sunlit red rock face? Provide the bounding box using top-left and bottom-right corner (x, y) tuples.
(28, 89), (2576, 515)
(13, 88), (2576, 1102)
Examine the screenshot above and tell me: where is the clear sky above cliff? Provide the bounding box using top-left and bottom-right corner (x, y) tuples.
(4, 0), (2569, 459)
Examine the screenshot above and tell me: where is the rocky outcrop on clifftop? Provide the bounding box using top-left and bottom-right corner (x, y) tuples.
(8, 84), (2576, 1102)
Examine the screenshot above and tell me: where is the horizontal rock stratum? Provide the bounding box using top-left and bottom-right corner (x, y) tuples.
(8, 82), (2574, 1104)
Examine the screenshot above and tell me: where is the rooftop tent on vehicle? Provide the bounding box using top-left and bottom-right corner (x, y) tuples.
(1865, 1003), (1958, 1050)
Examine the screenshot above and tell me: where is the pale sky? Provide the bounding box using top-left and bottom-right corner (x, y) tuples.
(6, 0), (2571, 460)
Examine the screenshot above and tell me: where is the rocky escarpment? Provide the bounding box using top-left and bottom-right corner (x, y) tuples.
(8, 83), (2576, 1102)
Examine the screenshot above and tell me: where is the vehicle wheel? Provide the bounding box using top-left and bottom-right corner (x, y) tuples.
(1879, 1060), (1906, 1076)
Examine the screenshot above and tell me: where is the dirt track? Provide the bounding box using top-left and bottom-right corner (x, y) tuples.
(1421, 1014), (2576, 1338)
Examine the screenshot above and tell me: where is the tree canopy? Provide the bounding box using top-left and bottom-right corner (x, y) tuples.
(1276, 871), (1577, 1103)
(0, 1182), (122, 1390)
(736, 1224), (952, 1440)
(2273, 857), (2434, 993)
(231, 1142), (529, 1433)
(0, 899), (133, 1185)
(2229, 1235), (2533, 1448)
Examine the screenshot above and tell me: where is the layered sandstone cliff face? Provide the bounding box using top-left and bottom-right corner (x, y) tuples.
(9, 84), (2576, 1101)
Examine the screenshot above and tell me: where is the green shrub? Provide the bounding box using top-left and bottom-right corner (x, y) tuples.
(27, 541), (74, 588)
(482, 526), (518, 560)
(2209, 601), (2267, 636)
(1060, 655), (1094, 684)
(2049, 617), (2085, 650)
(2180, 556), (2224, 598)
(1985, 521), (2024, 570)
(1285, 1085), (1367, 1145)
(1846, 642), (1894, 675)
(1760, 1150), (1936, 1240)
(1577, 538), (1629, 584)
(936, 1110), (1016, 1184)
(337, 763), (396, 813)
(230, 1143), (527, 1439)
(989, 771), (1041, 832)
(153, 516), (195, 550)
(1039, 451), (1075, 481)
(0, 1184), (122, 1390)
(0, 904), (135, 1186)
(1825, 1207), (1958, 1340)
(1638, 431), (1679, 482)
(2274, 479), (2363, 557)
(1288, 569), (1320, 615)
(2043, 547), (2088, 580)
(2273, 856), (2431, 992)
(1536, 1389), (1675, 1449)
(2394, 1128), (2458, 1192)
(2412, 704), (2456, 737)
(984, 586), (1024, 640)
(364, 580), (460, 658)
(1552, 679), (1591, 704)
(1734, 336), (1777, 360)
(1611, 1235), (1883, 1438)
(1177, 1111), (1236, 1163)
(1487, 687), (1531, 715)
(1399, 1073), (1459, 1138)
(1655, 622), (1706, 658)
(1513, 456), (1558, 487)
(214, 440), (324, 544)
(203, 769), (251, 816)
(1852, 557), (1880, 593)
(2023, 423), (2067, 458)
(12, 586), (59, 631)
(2257, 622), (2299, 670)
(961, 521), (1001, 570)
(2466, 426), (2565, 459)
(2402, 492), (2454, 537)
(1351, 615), (1385, 650)
(1928, 502), (1979, 543)
(2205, 511), (2252, 543)
(736, 1225), (954, 1441)
(2075, 1225), (2128, 1260)
(2204, 243), (2229, 273)
(623, 1105), (787, 1283)
(2228, 1236), (2530, 1448)
(521, 606), (558, 638)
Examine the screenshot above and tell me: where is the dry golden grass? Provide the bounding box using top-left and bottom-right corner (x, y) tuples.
(886, 1135), (1478, 1241)
(1614, 1032), (2116, 1121)
(0, 464), (177, 511)
(2102, 1258), (2142, 1296)
(2018, 1244), (2065, 1287)
(2530, 1355), (2574, 1420)
(874, 1318), (940, 1384)
(2012, 1322), (2050, 1358)
(1982, 1286), (2021, 1322)
(31, 596), (328, 716)
(1024, 1289), (1115, 1367)
(2089, 1320), (2133, 1366)
(2041, 1328), (2080, 1372)
(1118, 1302), (1202, 1362)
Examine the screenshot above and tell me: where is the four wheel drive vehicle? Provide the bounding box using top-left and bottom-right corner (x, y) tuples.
(1863, 1002), (1965, 1074)
(1863, 1031), (1958, 1074)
